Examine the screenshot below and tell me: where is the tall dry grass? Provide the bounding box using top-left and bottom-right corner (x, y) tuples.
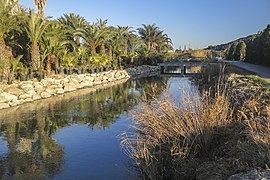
(121, 86), (233, 178)
(121, 64), (270, 179)
(239, 97), (270, 162)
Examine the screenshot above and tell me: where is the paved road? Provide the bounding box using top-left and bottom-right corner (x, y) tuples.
(223, 60), (270, 79)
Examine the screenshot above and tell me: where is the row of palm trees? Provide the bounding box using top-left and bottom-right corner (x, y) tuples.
(0, 0), (172, 81)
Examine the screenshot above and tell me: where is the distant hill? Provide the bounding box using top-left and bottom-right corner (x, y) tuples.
(205, 24), (270, 65)
(205, 35), (254, 51)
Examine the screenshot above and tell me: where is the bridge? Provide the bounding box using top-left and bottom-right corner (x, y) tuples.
(158, 61), (221, 75)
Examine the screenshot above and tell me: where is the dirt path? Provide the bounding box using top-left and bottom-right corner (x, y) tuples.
(224, 61), (270, 79)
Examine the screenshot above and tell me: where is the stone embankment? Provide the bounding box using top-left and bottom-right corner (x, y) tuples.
(0, 65), (160, 110)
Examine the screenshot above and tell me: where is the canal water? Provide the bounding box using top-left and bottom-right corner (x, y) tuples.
(0, 75), (198, 179)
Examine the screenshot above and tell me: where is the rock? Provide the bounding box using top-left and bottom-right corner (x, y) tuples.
(19, 93), (32, 100)
(49, 84), (59, 89)
(24, 98), (34, 103)
(28, 90), (37, 96)
(60, 77), (69, 83)
(93, 78), (102, 85)
(5, 87), (24, 97)
(45, 88), (56, 95)
(33, 94), (42, 100)
(20, 83), (34, 92)
(228, 169), (270, 180)
(81, 81), (94, 87)
(1, 92), (18, 102)
(9, 99), (24, 107)
(0, 102), (10, 109)
(103, 75), (108, 80)
(56, 89), (65, 94)
(84, 76), (95, 82)
(40, 91), (52, 99)
(63, 82), (77, 92)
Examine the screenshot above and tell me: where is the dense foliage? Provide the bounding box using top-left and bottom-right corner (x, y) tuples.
(0, 0), (173, 81)
(207, 24), (270, 66)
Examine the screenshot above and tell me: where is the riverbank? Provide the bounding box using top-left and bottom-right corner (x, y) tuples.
(122, 65), (270, 179)
(224, 60), (270, 80)
(0, 65), (160, 110)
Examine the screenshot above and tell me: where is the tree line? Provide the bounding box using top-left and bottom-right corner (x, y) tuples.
(208, 24), (270, 66)
(0, 0), (173, 82)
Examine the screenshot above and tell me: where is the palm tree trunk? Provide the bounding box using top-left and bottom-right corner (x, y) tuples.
(100, 44), (105, 55)
(124, 42), (128, 55)
(46, 55), (51, 76)
(0, 36), (12, 80)
(75, 37), (80, 46)
(109, 45), (113, 62)
(147, 42), (151, 51)
(31, 42), (40, 71)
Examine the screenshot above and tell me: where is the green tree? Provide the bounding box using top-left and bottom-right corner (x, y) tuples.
(58, 13), (88, 47)
(128, 35), (145, 64)
(23, 9), (50, 71)
(41, 21), (75, 75)
(234, 40), (246, 60)
(82, 19), (108, 55)
(0, 0), (18, 78)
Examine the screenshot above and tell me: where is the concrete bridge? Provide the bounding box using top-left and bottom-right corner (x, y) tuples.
(158, 61), (221, 75)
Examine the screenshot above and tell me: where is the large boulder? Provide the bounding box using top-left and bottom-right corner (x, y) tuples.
(0, 102), (10, 109)
(63, 82), (77, 92)
(19, 93), (33, 100)
(40, 91), (52, 99)
(1, 92), (18, 102)
(20, 83), (34, 92)
(5, 87), (24, 97)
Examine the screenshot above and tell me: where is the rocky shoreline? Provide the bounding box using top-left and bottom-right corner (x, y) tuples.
(0, 65), (160, 110)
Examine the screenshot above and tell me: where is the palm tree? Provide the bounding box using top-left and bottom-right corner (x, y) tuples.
(23, 9), (50, 71)
(138, 24), (172, 53)
(137, 24), (160, 51)
(33, 0), (47, 16)
(58, 13), (88, 47)
(0, 0), (18, 79)
(82, 19), (108, 55)
(117, 26), (135, 55)
(41, 21), (75, 75)
(128, 35), (145, 64)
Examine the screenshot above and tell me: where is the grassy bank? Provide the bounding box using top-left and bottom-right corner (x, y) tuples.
(121, 65), (270, 179)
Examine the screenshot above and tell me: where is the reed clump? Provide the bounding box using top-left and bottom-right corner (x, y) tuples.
(121, 65), (270, 179)
(121, 87), (235, 179)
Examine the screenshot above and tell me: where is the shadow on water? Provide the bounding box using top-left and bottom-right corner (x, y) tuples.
(0, 75), (172, 179)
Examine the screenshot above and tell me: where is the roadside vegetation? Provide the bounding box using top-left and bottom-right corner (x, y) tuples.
(122, 65), (270, 179)
(0, 0), (173, 83)
(206, 24), (270, 66)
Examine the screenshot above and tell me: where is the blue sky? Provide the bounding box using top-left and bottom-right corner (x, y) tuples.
(19, 0), (270, 50)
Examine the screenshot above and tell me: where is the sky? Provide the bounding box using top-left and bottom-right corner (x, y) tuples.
(19, 0), (270, 50)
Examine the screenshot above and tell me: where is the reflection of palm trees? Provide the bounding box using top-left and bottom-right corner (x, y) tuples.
(0, 76), (170, 179)
(0, 109), (65, 179)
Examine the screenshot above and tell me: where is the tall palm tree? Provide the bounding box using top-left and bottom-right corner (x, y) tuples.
(128, 35), (145, 64)
(58, 13), (88, 47)
(0, 0), (17, 79)
(138, 24), (172, 53)
(41, 21), (75, 75)
(23, 9), (50, 71)
(137, 24), (160, 51)
(117, 26), (135, 55)
(33, 0), (47, 16)
(82, 19), (108, 55)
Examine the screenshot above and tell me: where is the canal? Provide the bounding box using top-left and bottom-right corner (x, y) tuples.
(0, 75), (198, 179)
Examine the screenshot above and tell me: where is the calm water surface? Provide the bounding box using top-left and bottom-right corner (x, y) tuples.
(0, 75), (197, 179)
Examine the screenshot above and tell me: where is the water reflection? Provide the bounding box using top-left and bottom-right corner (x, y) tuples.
(0, 76), (169, 179)
(163, 66), (202, 74)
